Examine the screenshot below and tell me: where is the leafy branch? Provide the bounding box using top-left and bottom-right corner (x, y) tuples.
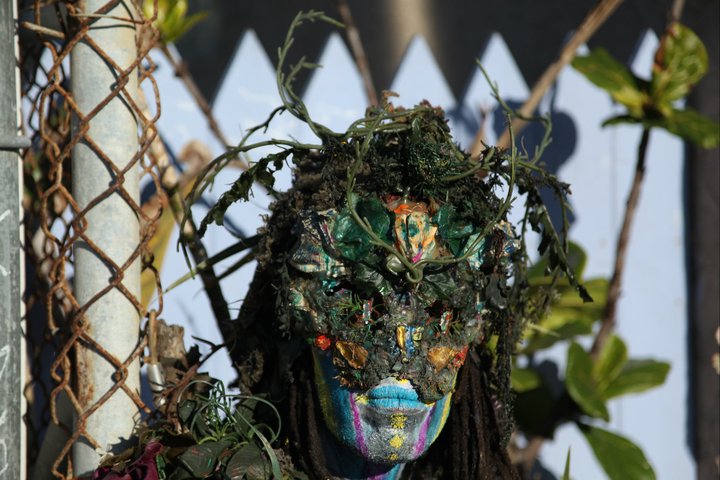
(572, 21), (719, 359)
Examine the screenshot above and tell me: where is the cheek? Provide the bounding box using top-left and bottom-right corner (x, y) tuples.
(423, 393), (453, 448)
(312, 349), (365, 449)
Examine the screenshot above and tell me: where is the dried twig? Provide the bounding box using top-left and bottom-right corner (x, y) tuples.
(470, 0), (625, 156)
(138, 87), (235, 352)
(592, 0), (687, 359)
(21, 21), (66, 39)
(591, 129), (651, 358)
(335, 0), (378, 106)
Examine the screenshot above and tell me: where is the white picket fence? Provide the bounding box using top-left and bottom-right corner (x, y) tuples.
(146, 30), (693, 479)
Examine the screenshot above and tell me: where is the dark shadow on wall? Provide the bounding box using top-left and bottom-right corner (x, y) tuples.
(491, 89), (578, 235)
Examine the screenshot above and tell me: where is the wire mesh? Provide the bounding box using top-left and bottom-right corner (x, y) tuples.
(18, 0), (166, 477)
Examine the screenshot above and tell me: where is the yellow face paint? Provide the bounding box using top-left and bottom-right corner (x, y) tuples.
(396, 325), (407, 353)
(389, 434), (404, 449)
(390, 413), (408, 429)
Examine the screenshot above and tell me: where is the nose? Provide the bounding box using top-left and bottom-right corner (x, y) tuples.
(396, 325), (424, 359)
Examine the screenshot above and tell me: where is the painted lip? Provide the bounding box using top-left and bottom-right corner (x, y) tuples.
(364, 385), (429, 412)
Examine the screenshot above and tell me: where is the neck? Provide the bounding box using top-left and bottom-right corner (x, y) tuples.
(320, 424), (405, 480)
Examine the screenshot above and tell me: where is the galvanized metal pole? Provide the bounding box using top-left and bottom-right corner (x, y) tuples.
(0, 1), (27, 479)
(70, 0), (141, 475)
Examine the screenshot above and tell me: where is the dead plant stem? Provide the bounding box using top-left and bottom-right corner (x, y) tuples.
(591, 128), (651, 358)
(335, 0), (378, 106)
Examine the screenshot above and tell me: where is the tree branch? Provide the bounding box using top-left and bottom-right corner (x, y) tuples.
(591, 128), (651, 358)
(471, 0), (625, 156)
(335, 0), (378, 106)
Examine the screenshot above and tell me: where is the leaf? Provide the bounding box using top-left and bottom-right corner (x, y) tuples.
(603, 108), (719, 148)
(662, 108), (720, 149)
(565, 342), (609, 421)
(572, 49), (647, 116)
(511, 367), (541, 392)
(333, 196), (391, 261)
(604, 359), (671, 400)
(143, 0), (208, 44)
(521, 278), (607, 354)
(177, 441), (230, 477)
(233, 397), (258, 437)
(602, 114), (642, 127)
(421, 270), (457, 301)
(434, 204), (474, 255)
(562, 448), (571, 480)
(141, 205), (177, 308)
(335, 341), (369, 369)
(357, 196), (391, 237)
(522, 313), (594, 353)
(528, 241), (588, 282)
(580, 424), (656, 480)
(592, 335), (628, 391)
(226, 444), (266, 480)
(199, 151), (290, 236)
(651, 23), (709, 106)
(513, 381), (560, 437)
(353, 260), (393, 296)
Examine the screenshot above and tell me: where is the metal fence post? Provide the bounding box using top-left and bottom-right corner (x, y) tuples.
(70, 0), (142, 475)
(0, 1), (27, 479)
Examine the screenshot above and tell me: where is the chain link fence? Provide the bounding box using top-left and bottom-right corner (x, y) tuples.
(18, 0), (168, 477)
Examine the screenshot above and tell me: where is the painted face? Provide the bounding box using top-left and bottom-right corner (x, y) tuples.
(312, 348), (452, 464)
(284, 196), (516, 463)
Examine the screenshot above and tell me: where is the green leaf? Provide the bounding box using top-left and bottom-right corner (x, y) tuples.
(226, 443), (267, 480)
(143, 0), (208, 44)
(662, 108), (720, 149)
(435, 204), (474, 255)
(580, 424), (656, 480)
(604, 359), (671, 400)
(522, 312), (594, 353)
(177, 399), (212, 439)
(651, 23), (709, 106)
(566, 342), (609, 421)
(572, 49), (647, 116)
(602, 115), (641, 127)
(233, 397), (258, 437)
(521, 277), (607, 354)
(353, 260), (393, 297)
(199, 151), (290, 236)
(528, 241), (588, 282)
(177, 441), (230, 477)
(333, 196), (391, 261)
(592, 335), (628, 391)
(562, 448), (571, 480)
(511, 367), (542, 392)
(513, 382), (559, 437)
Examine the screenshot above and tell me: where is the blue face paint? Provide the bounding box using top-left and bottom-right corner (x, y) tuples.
(312, 349), (454, 469)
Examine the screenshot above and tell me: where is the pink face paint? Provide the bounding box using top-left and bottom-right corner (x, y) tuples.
(413, 405), (435, 457)
(350, 394), (369, 457)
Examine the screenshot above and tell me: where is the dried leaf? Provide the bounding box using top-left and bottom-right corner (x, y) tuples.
(427, 346), (458, 372)
(335, 341), (368, 369)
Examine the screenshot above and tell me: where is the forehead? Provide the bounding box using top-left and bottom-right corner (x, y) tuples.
(289, 198), (444, 279)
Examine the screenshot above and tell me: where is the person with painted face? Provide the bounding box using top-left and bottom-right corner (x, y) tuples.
(232, 103), (523, 479)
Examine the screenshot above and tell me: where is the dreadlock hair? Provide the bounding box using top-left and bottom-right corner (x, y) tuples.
(284, 347), (520, 480)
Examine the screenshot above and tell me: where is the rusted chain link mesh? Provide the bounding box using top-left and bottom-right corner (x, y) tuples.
(19, 0), (168, 477)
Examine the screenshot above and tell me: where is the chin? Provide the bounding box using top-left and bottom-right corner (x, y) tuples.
(313, 351), (453, 465)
